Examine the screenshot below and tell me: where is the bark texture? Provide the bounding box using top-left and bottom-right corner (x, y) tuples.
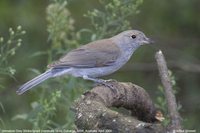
(72, 81), (165, 133)
(155, 50), (182, 131)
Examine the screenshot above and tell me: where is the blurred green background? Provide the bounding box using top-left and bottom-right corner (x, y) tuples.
(0, 0), (199, 131)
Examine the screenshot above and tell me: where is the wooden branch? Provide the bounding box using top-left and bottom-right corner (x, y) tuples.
(155, 50), (182, 131)
(72, 81), (166, 133)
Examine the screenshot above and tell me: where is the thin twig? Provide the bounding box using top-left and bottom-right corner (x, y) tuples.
(155, 50), (182, 131)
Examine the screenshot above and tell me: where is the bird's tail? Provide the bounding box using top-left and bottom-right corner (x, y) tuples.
(16, 69), (52, 95)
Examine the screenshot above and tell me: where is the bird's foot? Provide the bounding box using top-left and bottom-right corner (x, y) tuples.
(94, 79), (117, 94)
(82, 75), (117, 93)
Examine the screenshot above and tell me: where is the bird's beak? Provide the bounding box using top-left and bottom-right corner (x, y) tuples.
(142, 37), (154, 44)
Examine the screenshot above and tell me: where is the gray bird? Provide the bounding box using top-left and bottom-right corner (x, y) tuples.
(17, 30), (152, 95)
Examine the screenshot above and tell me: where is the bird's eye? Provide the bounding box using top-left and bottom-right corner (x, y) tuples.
(131, 35), (136, 39)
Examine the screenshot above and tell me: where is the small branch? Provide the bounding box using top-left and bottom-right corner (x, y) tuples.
(155, 50), (182, 131)
(72, 82), (165, 133)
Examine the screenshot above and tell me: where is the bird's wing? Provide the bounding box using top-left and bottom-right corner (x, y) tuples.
(48, 39), (121, 68)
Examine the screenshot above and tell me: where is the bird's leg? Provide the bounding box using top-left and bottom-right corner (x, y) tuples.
(103, 79), (117, 82)
(82, 75), (117, 93)
(83, 75), (116, 83)
(83, 75), (106, 83)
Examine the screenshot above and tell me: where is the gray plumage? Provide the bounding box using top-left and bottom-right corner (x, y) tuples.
(17, 30), (152, 95)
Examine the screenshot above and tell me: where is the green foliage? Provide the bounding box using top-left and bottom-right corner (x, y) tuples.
(30, 90), (62, 129)
(0, 102), (6, 128)
(12, 90), (61, 129)
(84, 0), (143, 40)
(46, 0), (77, 53)
(0, 26), (25, 128)
(0, 26), (25, 87)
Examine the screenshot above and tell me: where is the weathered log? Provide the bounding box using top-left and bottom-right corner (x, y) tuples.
(72, 81), (165, 133)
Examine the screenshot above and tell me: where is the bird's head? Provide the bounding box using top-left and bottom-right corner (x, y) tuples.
(113, 30), (153, 48)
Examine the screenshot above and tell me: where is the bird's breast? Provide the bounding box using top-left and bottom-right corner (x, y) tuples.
(116, 48), (135, 65)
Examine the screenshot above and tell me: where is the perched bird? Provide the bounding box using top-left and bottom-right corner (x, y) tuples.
(17, 30), (152, 95)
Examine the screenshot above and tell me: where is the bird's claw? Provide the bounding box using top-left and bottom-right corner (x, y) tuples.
(95, 80), (117, 94)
